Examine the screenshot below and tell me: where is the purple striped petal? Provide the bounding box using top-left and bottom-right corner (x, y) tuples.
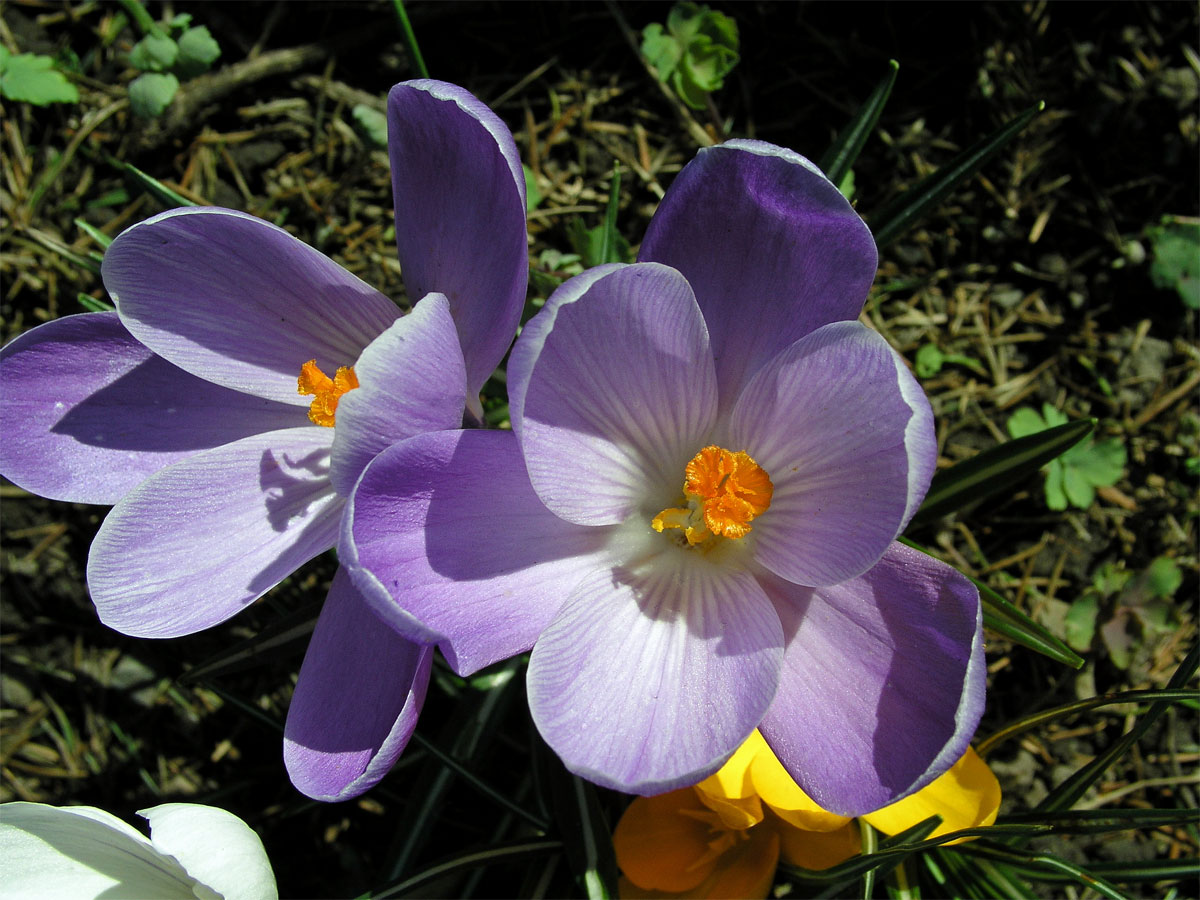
(103, 208), (399, 406)
(0, 312), (305, 504)
(640, 141), (877, 410)
(756, 543), (985, 817)
(329, 293), (467, 496)
(388, 80), (527, 406)
(284, 566), (432, 801)
(730, 322), (936, 587)
(507, 263), (717, 526)
(87, 428), (342, 638)
(527, 553), (784, 794)
(342, 429), (609, 675)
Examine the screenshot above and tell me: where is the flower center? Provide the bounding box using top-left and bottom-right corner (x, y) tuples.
(297, 359), (359, 427)
(652, 446), (773, 547)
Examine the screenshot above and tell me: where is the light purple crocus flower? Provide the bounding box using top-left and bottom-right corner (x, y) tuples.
(342, 140), (986, 816)
(0, 80), (527, 802)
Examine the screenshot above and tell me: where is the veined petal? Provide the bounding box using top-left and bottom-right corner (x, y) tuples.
(342, 429), (609, 674)
(87, 428), (342, 638)
(756, 543), (985, 817)
(776, 819), (861, 872)
(103, 207), (399, 405)
(861, 746), (1000, 842)
(640, 140), (876, 410)
(139, 804), (277, 900)
(508, 263), (718, 526)
(527, 552), (783, 794)
(388, 80), (527, 405)
(744, 731), (851, 833)
(695, 737), (763, 831)
(329, 293), (467, 496)
(0, 312), (306, 504)
(0, 802), (201, 898)
(284, 567), (433, 801)
(730, 322), (935, 587)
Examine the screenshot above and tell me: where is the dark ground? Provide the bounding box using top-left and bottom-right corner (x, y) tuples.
(0, 2), (1197, 897)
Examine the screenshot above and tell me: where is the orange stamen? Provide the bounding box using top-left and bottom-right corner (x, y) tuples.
(652, 446), (773, 546)
(298, 359), (359, 427)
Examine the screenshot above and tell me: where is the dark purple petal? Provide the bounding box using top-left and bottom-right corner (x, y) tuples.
(329, 293), (467, 496)
(527, 552), (784, 795)
(388, 80), (527, 407)
(284, 566), (433, 801)
(730, 321), (936, 587)
(342, 429), (609, 675)
(0, 312), (306, 504)
(756, 543), (985, 817)
(103, 208), (399, 405)
(87, 428), (342, 638)
(507, 263), (717, 526)
(639, 141), (877, 411)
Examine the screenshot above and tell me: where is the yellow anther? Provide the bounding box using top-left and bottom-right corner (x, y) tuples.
(653, 446), (773, 547)
(298, 359), (359, 427)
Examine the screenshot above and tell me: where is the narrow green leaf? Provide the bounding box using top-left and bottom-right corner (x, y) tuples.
(114, 159), (198, 207)
(74, 217), (114, 249)
(370, 838), (563, 899)
(392, 0), (430, 79)
(786, 815), (943, 888)
(870, 103), (1043, 249)
(953, 843), (1134, 900)
(1032, 644), (1198, 816)
(598, 161), (622, 265)
(819, 60), (898, 186)
(179, 602), (319, 681)
(908, 418), (1094, 526)
(24, 228), (101, 275)
(78, 293), (115, 313)
(540, 732), (619, 898)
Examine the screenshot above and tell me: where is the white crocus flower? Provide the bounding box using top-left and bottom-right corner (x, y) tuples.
(0, 801), (277, 899)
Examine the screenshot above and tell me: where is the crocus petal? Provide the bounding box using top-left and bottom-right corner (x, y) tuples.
(388, 80), (527, 405)
(527, 553), (783, 794)
(692, 827), (779, 900)
(329, 293), (467, 496)
(730, 321), (936, 587)
(140, 804), (277, 900)
(695, 737), (764, 830)
(0, 313), (307, 504)
(508, 263), (718, 525)
(639, 140), (877, 409)
(862, 746), (1000, 842)
(87, 428), (342, 638)
(343, 429), (610, 674)
(0, 802), (201, 898)
(103, 207), (399, 406)
(284, 567), (433, 801)
(614, 790), (723, 893)
(745, 732), (851, 833)
(756, 543), (985, 817)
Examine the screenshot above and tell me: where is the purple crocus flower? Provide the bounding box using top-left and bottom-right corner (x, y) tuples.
(0, 80), (527, 802)
(342, 141), (986, 816)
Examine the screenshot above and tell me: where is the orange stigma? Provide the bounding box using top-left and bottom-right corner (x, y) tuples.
(297, 359), (359, 427)
(652, 446), (773, 547)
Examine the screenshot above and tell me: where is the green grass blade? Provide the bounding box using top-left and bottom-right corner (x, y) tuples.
(598, 161), (622, 265)
(978, 688), (1199, 757)
(909, 418), (1094, 527)
(113, 158), (199, 207)
(78, 293), (115, 312)
(954, 843), (1134, 900)
(1032, 644), (1198, 815)
(74, 217), (114, 250)
(870, 102), (1043, 248)
(392, 0), (430, 79)
(370, 838), (563, 899)
(819, 60), (898, 185)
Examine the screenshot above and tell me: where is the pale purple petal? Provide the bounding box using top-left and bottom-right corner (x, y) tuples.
(527, 553), (783, 794)
(507, 263), (717, 526)
(284, 566), (432, 801)
(329, 293), (467, 496)
(343, 429), (609, 675)
(103, 208), (400, 405)
(756, 543), (985, 817)
(87, 428), (342, 638)
(0, 312), (306, 504)
(639, 140), (877, 410)
(389, 80), (527, 404)
(729, 322), (936, 587)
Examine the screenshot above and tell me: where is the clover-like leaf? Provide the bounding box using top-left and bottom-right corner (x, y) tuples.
(1006, 406), (1125, 510)
(0, 47), (80, 105)
(129, 32), (178, 72)
(1146, 218), (1200, 309)
(175, 25), (221, 78)
(128, 71), (179, 118)
(640, 2), (738, 110)
(352, 104), (388, 148)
